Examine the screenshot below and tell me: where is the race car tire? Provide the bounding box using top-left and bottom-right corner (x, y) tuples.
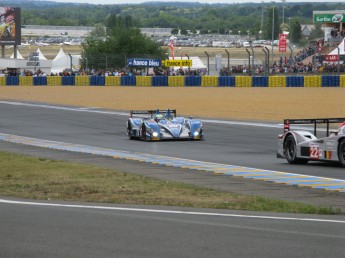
(142, 125), (148, 141)
(337, 139), (345, 167)
(284, 135), (308, 164)
(127, 122), (134, 140)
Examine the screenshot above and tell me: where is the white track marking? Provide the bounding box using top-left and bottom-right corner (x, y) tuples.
(0, 199), (344, 224)
(0, 100), (326, 131)
(0, 100), (282, 128)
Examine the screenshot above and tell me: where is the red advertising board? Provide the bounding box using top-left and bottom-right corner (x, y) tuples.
(278, 34), (286, 52)
(325, 55), (339, 62)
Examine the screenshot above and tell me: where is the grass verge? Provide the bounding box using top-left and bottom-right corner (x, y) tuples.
(0, 151), (340, 214)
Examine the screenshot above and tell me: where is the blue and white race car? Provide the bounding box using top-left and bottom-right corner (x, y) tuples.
(126, 109), (203, 141)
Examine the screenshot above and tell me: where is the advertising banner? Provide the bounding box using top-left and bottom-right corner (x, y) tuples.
(278, 34), (287, 52)
(162, 60), (192, 67)
(314, 13), (345, 23)
(325, 55), (339, 62)
(127, 59), (161, 67)
(0, 7), (21, 45)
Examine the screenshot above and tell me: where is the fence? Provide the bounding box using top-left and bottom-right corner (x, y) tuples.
(1, 75), (345, 87)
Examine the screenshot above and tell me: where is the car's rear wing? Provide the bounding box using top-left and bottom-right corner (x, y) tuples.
(284, 118), (345, 137)
(130, 109), (177, 118)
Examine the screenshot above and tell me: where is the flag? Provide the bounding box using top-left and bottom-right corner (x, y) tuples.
(169, 40), (174, 60)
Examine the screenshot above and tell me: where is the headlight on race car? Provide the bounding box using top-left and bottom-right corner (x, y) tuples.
(194, 131), (199, 137)
(152, 132), (159, 137)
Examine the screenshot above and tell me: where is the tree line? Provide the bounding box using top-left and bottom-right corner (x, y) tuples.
(7, 1), (339, 39)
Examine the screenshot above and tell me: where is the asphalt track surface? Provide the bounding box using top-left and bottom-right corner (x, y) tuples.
(1, 101), (345, 257)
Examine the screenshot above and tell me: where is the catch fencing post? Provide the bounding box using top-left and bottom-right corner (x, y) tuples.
(265, 46), (270, 75)
(205, 51), (210, 75)
(225, 49), (230, 75)
(245, 48), (251, 76)
(337, 46), (340, 76)
(262, 48), (268, 76)
(185, 53), (190, 75)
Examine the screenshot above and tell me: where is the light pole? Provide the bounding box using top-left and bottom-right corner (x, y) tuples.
(271, 3), (275, 64)
(282, 0), (286, 26)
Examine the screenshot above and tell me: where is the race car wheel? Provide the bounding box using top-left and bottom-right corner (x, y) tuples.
(337, 139), (345, 167)
(142, 125), (148, 141)
(127, 122), (134, 140)
(285, 135), (308, 164)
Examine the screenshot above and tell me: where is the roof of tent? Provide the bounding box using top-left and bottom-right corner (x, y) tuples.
(51, 47), (80, 73)
(36, 47), (48, 60)
(328, 39), (345, 55)
(10, 49), (24, 59)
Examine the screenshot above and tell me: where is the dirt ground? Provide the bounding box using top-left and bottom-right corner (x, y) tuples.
(1, 87), (344, 122)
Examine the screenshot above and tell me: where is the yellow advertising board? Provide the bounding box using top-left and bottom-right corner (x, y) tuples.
(162, 59), (192, 67)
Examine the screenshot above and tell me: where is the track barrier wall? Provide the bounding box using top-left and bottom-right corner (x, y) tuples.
(1, 75), (345, 87)
(340, 75), (345, 87)
(105, 76), (121, 86)
(75, 76), (90, 86)
(269, 76), (286, 87)
(0, 76), (5, 86)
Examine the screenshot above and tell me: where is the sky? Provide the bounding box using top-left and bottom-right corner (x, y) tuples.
(50, 0), (345, 4)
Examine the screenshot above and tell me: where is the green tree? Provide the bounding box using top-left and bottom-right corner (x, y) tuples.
(310, 23), (323, 40)
(89, 23), (106, 38)
(81, 27), (165, 69)
(264, 7), (279, 40)
(171, 28), (179, 35)
(290, 18), (302, 43)
(180, 28), (188, 35)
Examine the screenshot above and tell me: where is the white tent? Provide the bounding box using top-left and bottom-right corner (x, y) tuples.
(36, 47), (48, 60)
(10, 49), (24, 59)
(328, 39), (345, 55)
(51, 47), (80, 74)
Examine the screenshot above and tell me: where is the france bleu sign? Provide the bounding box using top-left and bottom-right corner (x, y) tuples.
(127, 59), (161, 67)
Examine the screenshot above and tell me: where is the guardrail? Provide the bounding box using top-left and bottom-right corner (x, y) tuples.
(0, 75), (345, 87)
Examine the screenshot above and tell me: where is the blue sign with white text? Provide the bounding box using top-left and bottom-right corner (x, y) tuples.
(127, 59), (161, 67)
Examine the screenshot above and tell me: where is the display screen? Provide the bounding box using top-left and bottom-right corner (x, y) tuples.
(0, 7), (21, 45)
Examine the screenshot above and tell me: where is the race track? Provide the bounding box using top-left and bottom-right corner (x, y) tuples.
(0, 101), (344, 180)
(1, 101), (345, 257)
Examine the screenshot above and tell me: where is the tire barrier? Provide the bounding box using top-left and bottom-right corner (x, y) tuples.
(252, 76), (268, 87)
(75, 76), (90, 86)
(6, 76), (19, 86)
(90, 75), (105, 86)
(121, 76), (136, 86)
(1, 75), (345, 87)
(152, 76), (168, 87)
(0, 76), (5, 86)
(47, 76), (62, 86)
(269, 76), (286, 87)
(105, 76), (121, 86)
(322, 75), (340, 87)
(218, 76), (236, 87)
(136, 76), (152, 87)
(304, 76), (321, 87)
(286, 76), (304, 87)
(33, 77), (47, 86)
(201, 76), (218, 87)
(19, 76), (33, 86)
(62, 76), (75, 86)
(185, 76), (202, 87)
(340, 75), (345, 87)
(235, 76), (252, 87)
(168, 76), (184, 87)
